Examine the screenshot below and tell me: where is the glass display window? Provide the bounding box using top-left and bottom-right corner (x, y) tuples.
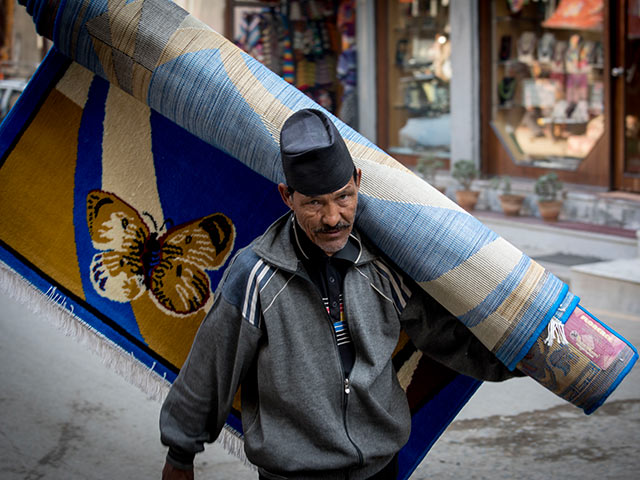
(383, 0), (451, 160)
(491, 0), (605, 170)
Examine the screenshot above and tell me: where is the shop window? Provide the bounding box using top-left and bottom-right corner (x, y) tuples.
(229, 0), (358, 129)
(491, 0), (605, 170)
(384, 0), (451, 159)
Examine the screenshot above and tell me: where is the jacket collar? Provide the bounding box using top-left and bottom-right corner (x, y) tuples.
(252, 212), (378, 272)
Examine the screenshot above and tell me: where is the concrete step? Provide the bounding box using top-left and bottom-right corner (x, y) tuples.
(475, 212), (639, 260)
(533, 252), (603, 284)
(570, 258), (640, 317)
(475, 212), (640, 317)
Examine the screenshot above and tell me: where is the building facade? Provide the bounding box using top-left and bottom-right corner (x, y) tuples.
(225, 0), (640, 229)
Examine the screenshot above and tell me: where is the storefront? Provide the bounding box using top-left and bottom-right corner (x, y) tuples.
(479, 0), (639, 193)
(228, 0), (639, 196)
(374, 0), (639, 194)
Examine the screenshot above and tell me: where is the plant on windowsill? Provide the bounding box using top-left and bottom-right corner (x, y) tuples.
(490, 175), (525, 216)
(452, 159), (480, 211)
(535, 172), (564, 222)
(416, 153), (446, 194)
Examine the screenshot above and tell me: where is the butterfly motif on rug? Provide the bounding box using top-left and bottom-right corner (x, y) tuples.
(86, 190), (235, 316)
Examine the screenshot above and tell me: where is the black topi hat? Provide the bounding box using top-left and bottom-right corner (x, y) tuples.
(280, 109), (354, 196)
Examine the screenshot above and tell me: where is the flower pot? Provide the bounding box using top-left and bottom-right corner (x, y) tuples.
(499, 194), (525, 216)
(455, 190), (480, 212)
(537, 200), (563, 222)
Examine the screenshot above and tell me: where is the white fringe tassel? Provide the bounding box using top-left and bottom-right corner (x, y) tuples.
(544, 316), (568, 347)
(0, 261), (255, 467)
(0, 261), (171, 401)
(220, 427), (255, 470)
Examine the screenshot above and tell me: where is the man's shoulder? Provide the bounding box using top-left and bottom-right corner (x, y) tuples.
(224, 212), (289, 272)
(355, 240), (417, 310)
(228, 243), (263, 273)
(223, 245), (269, 288)
(218, 244), (278, 309)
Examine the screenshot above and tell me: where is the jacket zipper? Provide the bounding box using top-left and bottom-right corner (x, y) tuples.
(296, 267), (365, 471)
(338, 288), (364, 472)
(342, 377), (364, 471)
(320, 291), (364, 471)
(340, 273), (364, 470)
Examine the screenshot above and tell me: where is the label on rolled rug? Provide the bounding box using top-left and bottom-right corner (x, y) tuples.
(516, 303), (638, 413)
(564, 307), (626, 370)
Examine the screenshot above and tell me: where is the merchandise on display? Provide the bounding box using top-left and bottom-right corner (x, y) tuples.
(516, 31), (537, 63)
(499, 35), (512, 62)
(232, 0), (357, 126)
(492, 0), (605, 168)
(498, 77), (517, 105)
(389, 0), (452, 156)
(536, 33), (555, 63)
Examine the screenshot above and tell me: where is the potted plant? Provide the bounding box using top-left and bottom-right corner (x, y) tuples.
(535, 172), (563, 222)
(452, 159), (480, 211)
(416, 153), (445, 193)
(490, 175), (525, 216)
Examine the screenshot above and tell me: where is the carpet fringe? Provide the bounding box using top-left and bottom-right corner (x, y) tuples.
(0, 261), (256, 467)
(219, 427), (256, 470)
(0, 261), (170, 402)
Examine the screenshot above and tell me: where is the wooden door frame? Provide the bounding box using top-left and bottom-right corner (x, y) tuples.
(612, 0), (640, 192)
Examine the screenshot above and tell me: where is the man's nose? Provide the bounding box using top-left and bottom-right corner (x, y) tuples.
(321, 202), (341, 226)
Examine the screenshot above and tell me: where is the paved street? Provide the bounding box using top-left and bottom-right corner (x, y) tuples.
(0, 288), (255, 480)
(0, 287), (638, 479)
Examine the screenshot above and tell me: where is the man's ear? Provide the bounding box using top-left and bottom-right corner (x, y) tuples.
(278, 183), (294, 209)
(355, 168), (362, 189)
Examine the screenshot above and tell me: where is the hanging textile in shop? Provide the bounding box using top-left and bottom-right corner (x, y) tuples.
(231, 0), (360, 128)
(0, 1), (636, 479)
(543, 0), (603, 31)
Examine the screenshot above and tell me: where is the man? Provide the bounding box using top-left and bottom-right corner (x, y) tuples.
(160, 109), (519, 480)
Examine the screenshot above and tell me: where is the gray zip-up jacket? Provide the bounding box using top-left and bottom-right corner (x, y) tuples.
(160, 213), (519, 479)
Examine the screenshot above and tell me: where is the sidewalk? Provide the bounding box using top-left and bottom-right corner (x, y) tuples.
(0, 289), (255, 480)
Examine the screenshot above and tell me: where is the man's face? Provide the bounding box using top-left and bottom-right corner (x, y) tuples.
(278, 169), (361, 256)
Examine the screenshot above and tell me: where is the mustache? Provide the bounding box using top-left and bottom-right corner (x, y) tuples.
(314, 222), (351, 234)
